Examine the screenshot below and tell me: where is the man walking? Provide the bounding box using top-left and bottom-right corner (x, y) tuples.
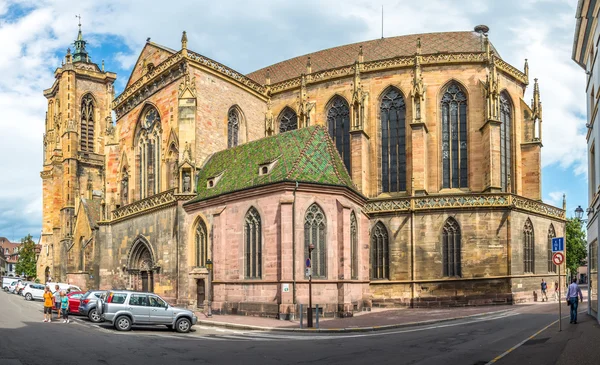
(540, 279), (548, 302)
(566, 278), (584, 324)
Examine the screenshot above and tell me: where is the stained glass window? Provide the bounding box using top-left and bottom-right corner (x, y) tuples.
(195, 219), (208, 267)
(524, 219), (535, 273)
(380, 87), (406, 192)
(371, 222), (389, 280)
(228, 107), (240, 148)
(278, 107), (298, 133)
(547, 224), (556, 273)
(245, 207), (262, 278)
(80, 94), (94, 152)
(441, 83), (468, 188)
(442, 217), (461, 277)
(500, 92), (512, 192)
(326, 96), (351, 172)
(304, 204), (326, 278)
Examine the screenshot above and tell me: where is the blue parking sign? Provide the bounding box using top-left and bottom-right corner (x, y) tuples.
(551, 237), (564, 252)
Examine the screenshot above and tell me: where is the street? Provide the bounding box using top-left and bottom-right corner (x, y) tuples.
(0, 290), (589, 365)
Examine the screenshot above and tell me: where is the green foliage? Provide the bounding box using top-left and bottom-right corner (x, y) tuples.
(566, 218), (587, 277)
(15, 234), (37, 279)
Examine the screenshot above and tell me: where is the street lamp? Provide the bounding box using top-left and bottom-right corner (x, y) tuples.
(307, 243), (315, 328)
(575, 205), (584, 221)
(206, 258), (213, 317)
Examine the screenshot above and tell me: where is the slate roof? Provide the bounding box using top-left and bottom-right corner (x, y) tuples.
(80, 198), (102, 229)
(187, 126), (358, 204)
(247, 31), (498, 85)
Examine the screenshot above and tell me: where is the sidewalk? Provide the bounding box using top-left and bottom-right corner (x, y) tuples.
(196, 305), (514, 333)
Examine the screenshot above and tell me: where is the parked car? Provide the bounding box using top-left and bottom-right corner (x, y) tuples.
(78, 290), (106, 323)
(2, 276), (24, 292)
(46, 282), (82, 293)
(98, 290), (197, 333)
(22, 283), (46, 301)
(64, 291), (85, 314)
(7, 280), (20, 294)
(16, 281), (32, 295)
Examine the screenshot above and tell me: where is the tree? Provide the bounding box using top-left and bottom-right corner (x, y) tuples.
(15, 234), (37, 279)
(566, 218), (587, 278)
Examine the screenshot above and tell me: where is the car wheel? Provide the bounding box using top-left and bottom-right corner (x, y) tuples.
(114, 316), (132, 331)
(175, 318), (191, 333)
(88, 308), (102, 323)
(3, 287), (7, 292)
(25, 293), (32, 301)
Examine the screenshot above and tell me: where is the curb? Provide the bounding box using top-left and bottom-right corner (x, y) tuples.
(197, 308), (515, 333)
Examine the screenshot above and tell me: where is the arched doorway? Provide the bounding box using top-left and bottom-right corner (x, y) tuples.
(44, 267), (50, 283)
(127, 238), (155, 292)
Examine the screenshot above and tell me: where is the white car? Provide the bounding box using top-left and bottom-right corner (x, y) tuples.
(22, 283), (46, 301)
(7, 281), (20, 293)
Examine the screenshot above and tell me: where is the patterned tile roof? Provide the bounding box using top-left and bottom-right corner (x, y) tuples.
(247, 31), (498, 84)
(188, 126), (357, 203)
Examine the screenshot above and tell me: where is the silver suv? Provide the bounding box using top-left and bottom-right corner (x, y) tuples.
(97, 290), (197, 333)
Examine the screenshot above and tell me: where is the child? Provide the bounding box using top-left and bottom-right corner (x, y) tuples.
(60, 291), (70, 323)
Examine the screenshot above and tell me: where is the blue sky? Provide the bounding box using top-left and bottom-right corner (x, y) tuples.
(0, 0), (589, 241)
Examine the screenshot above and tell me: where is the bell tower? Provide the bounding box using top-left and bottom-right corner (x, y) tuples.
(38, 21), (117, 282)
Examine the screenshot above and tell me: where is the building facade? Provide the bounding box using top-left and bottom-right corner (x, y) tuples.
(573, 0), (600, 323)
(0, 237), (21, 276)
(39, 25), (565, 317)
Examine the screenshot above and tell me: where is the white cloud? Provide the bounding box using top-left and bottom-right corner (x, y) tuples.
(545, 191), (565, 206)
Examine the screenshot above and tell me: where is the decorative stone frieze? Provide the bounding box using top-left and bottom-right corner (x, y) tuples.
(111, 189), (176, 222)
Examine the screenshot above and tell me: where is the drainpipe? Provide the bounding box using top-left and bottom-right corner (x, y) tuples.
(410, 186), (415, 308)
(292, 181), (298, 308)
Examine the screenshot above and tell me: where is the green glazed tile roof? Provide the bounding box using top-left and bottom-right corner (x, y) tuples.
(188, 126), (357, 203)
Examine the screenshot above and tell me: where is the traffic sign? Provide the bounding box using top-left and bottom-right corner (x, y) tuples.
(551, 237), (564, 252)
(306, 258), (311, 268)
(552, 252), (564, 265)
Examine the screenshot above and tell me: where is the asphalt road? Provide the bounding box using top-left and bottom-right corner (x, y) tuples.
(0, 290), (576, 365)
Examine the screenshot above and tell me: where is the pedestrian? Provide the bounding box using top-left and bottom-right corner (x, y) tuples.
(554, 281), (559, 301)
(566, 277), (584, 324)
(60, 290), (70, 323)
(540, 279), (548, 302)
(53, 284), (61, 320)
(43, 286), (53, 322)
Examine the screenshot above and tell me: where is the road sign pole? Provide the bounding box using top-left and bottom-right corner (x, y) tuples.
(558, 263), (561, 332)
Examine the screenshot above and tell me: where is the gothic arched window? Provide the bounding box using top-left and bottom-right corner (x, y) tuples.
(442, 217), (461, 277)
(371, 222), (389, 280)
(228, 107), (240, 148)
(326, 96), (351, 172)
(80, 94), (95, 152)
(304, 203), (326, 278)
(441, 83), (468, 189)
(136, 106), (161, 199)
(524, 218), (535, 273)
(245, 207), (262, 278)
(278, 107), (298, 133)
(350, 211), (358, 279)
(380, 87), (406, 192)
(547, 224), (556, 273)
(500, 92), (512, 192)
(195, 219), (208, 267)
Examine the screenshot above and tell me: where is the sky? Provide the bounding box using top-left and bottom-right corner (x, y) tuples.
(0, 0), (589, 242)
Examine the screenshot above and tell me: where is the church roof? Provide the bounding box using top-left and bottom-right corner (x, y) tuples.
(247, 30), (499, 84)
(187, 126), (358, 204)
(80, 198), (102, 229)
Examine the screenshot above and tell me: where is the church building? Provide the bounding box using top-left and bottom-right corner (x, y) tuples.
(38, 24), (566, 318)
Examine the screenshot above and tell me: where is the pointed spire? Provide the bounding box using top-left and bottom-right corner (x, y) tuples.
(265, 68), (271, 86)
(416, 37), (421, 55)
(533, 78), (540, 109)
(358, 45), (364, 63)
(101, 60), (105, 72)
(562, 193), (566, 211)
(524, 58), (529, 78)
(306, 56), (311, 74)
(65, 48), (72, 64)
(181, 31), (188, 49)
(72, 15), (89, 63)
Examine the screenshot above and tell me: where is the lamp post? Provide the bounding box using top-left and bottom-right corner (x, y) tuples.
(307, 243), (315, 328)
(206, 258), (213, 317)
(575, 205), (584, 221)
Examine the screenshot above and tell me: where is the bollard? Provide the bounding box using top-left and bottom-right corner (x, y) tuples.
(316, 304), (319, 329)
(300, 304), (303, 329)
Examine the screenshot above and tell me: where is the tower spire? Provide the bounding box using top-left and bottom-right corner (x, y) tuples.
(73, 15), (89, 63)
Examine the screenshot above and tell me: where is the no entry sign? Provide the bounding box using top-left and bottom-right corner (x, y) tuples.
(552, 252), (564, 265)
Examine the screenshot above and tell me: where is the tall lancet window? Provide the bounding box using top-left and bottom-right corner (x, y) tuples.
(245, 207), (262, 278)
(442, 217), (461, 277)
(441, 83), (468, 189)
(524, 218), (535, 273)
(195, 219), (208, 267)
(80, 94), (95, 152)
(371, 222), (389, 280)
(278, 107), (298, 133)
(500, 92), (512, 192)
(380, 87), (406, 192)
(304, 204), (327, 278)
(326, 96), (351, 172)
(136, 106), (161, 199)
(228, 107), (240, 148)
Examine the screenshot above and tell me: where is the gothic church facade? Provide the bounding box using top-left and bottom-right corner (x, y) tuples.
(38, 24), (565, 317)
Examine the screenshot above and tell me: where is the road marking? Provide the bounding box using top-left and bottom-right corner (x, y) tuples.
(484, 309), (587, 365)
